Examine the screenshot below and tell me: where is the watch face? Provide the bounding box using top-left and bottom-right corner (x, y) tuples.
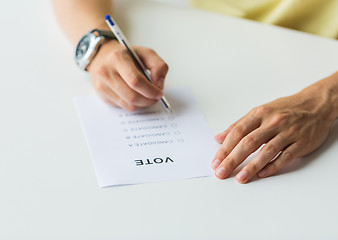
(76, 34), (92, 59)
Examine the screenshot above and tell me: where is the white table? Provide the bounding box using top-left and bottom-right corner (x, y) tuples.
(1, 0), (337, 239)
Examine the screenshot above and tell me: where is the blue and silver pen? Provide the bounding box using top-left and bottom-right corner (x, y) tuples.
(104, 15), (172, 113)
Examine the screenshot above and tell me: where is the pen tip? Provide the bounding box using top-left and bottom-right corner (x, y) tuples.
(104, 15), (110, 20)
(165, 106), (173, 114)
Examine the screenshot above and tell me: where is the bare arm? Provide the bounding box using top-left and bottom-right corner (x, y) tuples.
(52, 0), (113, 44)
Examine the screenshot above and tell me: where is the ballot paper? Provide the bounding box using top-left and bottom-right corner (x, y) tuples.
(74, 87), (219, 187)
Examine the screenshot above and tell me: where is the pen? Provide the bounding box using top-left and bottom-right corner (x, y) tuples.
(104, 14), (172, 113)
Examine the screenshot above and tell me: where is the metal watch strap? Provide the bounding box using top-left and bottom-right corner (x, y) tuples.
(75, 29), (117, 71)
(91, 29), (117, 40)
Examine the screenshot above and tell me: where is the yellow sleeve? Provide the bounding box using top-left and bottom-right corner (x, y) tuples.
(189, 0), (338, 39)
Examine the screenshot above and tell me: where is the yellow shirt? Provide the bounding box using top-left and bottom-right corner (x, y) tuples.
(189, 0), (338, 39)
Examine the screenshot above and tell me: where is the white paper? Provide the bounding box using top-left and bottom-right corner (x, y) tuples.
(74, 87), (218, 187)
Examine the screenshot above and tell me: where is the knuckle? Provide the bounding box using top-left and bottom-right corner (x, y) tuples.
(109, 49), (124, 62)
(283, 151), (294, 162)
(250, 105), (269, 118)
(242, 136), (257, 150)
(219, 145), (229, 156)
(269, 112), (289, 127)
(231, 126), (244, 139)
(127, 74), (142, 88)
(94, 66), (109, 79)
(264, 144), (278, 155)
(247, 163), (259, 174)
(225, 157), (237, 170)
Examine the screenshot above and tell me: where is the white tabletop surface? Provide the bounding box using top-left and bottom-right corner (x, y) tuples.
(1, 0), (338, 239)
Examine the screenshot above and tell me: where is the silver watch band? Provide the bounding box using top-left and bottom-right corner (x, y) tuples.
(75, 29), (117, 71)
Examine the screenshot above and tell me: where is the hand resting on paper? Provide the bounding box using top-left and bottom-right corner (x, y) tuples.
(211, 71), (338, 183)
(87, 40), (169, 111)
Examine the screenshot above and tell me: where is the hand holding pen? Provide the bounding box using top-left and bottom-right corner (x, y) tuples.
(85, 18), (169, 112)
(104, 15), (171, 112)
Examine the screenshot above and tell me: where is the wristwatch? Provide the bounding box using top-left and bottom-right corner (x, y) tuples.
(75, 29), (117, 71)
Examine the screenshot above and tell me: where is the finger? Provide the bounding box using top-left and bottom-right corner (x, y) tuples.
(214, 127), (274, 179)
(257, 142), (298, 178)
(95, 80), (139, 112)
(115, 54), (163, 100)
(135, 47), (169, 89)
(214, 118), (244, 144)
(214, 130), (230, 144)
(211, 114), (261, 170)
(235, 135), (290, 183)
(102, 71), (158, 108)
(98, 93), (119, 108)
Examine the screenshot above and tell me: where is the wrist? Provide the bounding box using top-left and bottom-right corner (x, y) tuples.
(75, 28), (117, 71)
(301, 71), (338, 122)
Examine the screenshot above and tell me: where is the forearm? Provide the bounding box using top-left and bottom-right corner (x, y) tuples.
(52, 0), (114, 45)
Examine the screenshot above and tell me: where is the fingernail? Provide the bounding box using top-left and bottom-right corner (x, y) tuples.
(212, 159), (221, 169)
(216, 167), (227, 179)
(236, 170), (248, 182)
(258, 169), (266, 177)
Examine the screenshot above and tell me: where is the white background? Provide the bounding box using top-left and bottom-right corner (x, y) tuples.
(0, 0), (337, 239)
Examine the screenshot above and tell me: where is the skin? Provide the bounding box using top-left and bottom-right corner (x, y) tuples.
(212, 72), (338, 183)
(52, 0), (169, 111)
(52, 0), (338, 183)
